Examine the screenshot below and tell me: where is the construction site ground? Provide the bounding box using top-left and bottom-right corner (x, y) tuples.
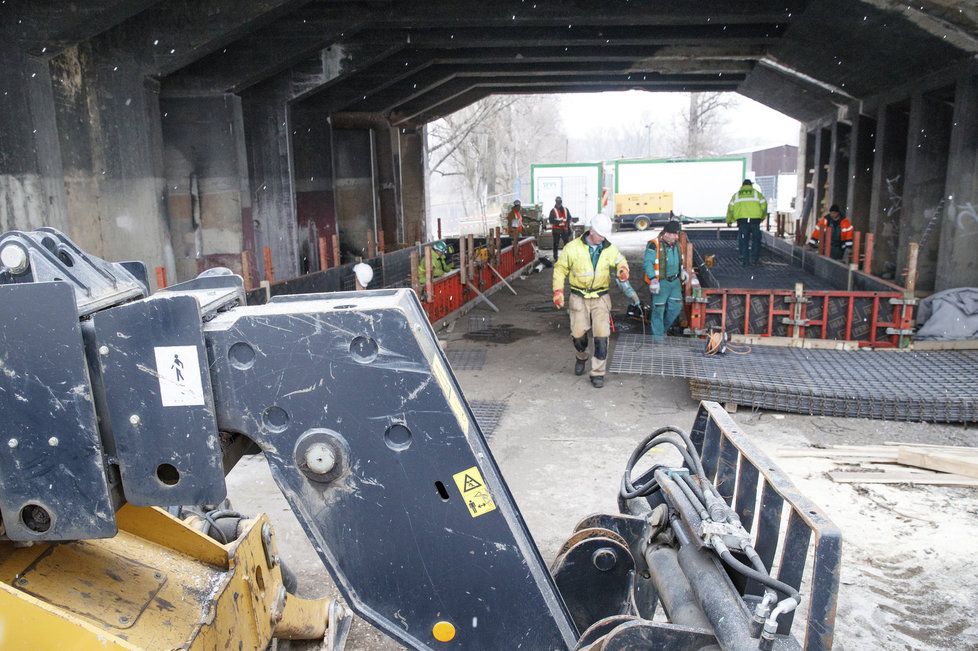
(228, 230), (978, 650)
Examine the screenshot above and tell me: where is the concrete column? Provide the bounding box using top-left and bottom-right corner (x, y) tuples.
(160, 95), (251, 282)
(847, 113), (877, 232)
(399, 126), (427, 245)
(936, 74), (978, 290)
(0, 47), (69, 234)
(332, 127), (376, 260)
(49, 46), (174, 283)
(829, 120), (851, 212)
(898, 91), (954, 292)
(373, 124), (401, 251)
(242, 84), (299, 280)
(291, 105), (336, 272)
(868, 101), (911, 278)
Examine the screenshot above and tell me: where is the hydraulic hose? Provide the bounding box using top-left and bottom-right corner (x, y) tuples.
(716, 545), (799, 603)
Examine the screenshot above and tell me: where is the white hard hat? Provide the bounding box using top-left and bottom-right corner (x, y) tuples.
(590, 212), (613, 239)
(353, 262), (373, 287)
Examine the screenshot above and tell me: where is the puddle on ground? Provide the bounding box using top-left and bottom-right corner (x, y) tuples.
(464, 324), (540, 344)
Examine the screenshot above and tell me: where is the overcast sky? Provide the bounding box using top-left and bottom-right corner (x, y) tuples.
(556, 91), (800, 153)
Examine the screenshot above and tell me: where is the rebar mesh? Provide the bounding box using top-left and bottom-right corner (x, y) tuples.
(470, 399), (507, 437)
(609, 334), (978, 423)
(690, 236), (834, 290)
(445, 347), (487, 371)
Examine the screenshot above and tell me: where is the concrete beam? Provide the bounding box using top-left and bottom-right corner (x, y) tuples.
(354, 63), (745, 114)
(390, 75), (742, 125)
(737, 63), (841, 122)
(396, 23), (785, 49)
(0, 0), (160, 56)
(937, 73), (978, 290)
(299, 45), (757, 113)
(97, 0), (315, 76)
(160, 5), (374, 95)
(370, 0), (801, 27)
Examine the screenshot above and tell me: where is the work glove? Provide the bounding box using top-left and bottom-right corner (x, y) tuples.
(617, 265), (629, 282)
(649, 279), (660, 295)
(552, 289), (565, 310)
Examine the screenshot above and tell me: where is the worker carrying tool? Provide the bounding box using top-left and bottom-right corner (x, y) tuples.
(507, 199), (524, 263)
(552, 212), (633, 389)
(644, 220), (689, 340)
(548, 196), (578, 260)
(807, 204), (854, 260)
(418, 240), (454, 279)
(725, 179), (768, 266)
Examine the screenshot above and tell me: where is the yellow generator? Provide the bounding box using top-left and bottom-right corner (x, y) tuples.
(614, 192), (673, 231)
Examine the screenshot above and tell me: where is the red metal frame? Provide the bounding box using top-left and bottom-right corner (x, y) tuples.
(687, 288), (911, 348)
(423, 239), (536, 323)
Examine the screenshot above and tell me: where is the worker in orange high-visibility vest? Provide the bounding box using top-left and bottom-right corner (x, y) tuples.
(547, 196), (578, 260)
(507, 199), (525, 264)
(807, 204), (854, 261)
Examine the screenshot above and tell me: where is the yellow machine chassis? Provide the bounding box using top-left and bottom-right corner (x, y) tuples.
(0, 505), (335, 650)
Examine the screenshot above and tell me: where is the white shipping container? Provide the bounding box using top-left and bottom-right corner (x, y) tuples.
(531, 163), (603, 225)
(615, 157), (747, 221)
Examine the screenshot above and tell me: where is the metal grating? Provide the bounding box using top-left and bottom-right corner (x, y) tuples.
(609, 334), (978, 423)
(469, 399), (507, 437)
(445, 347), (487, 371)
(468, 313), (494, 333)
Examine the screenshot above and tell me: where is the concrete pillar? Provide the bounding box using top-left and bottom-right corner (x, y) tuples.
(937, 74), (978, 290)
(0, 47), (69, 234)
(829, 120), (851, 212)
(291, 105), (336, 273)
(898, 90), (954, 292)
(399, 126), (427, 245)
(242, 85), (299, 281)
(160, 95), (251, 282)
(374, 125), (401, 251)
(332, 128), (377, 260)
(868, 100), (911, 278)
(813, 126), (831, 219)
(847, 113), (877, 232)
(49, 46), (174, 283)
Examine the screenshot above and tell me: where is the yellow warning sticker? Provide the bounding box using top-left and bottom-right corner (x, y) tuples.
(452, 466), (496, 518)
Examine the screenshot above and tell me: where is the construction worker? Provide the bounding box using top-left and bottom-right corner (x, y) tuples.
(548, 196), (577, 260)
(808, 204), (854, 260)
(552, 212), (630, 389)
(508, 199), (525, 264)
(418, 240), (454, 279)
(644, 220), (687, 340)
(725, 179), (768, 266)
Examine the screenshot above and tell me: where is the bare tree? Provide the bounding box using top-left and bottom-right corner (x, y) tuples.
(677, 92), (733, 157)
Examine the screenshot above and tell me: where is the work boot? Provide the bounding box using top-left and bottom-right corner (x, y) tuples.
(590, 375), (604, 388)
(574, 358), (587, 376)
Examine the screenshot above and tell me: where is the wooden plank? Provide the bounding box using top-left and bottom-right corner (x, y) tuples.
(897, 448), (978, 479)
(883, 442), (978, 452)
(829, 470), (978, 486)
(777, 447), (898, 462)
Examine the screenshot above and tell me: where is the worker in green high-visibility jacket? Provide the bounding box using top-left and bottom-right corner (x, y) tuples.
(726, 179), (768, 266)
(419, 240), (454, 279)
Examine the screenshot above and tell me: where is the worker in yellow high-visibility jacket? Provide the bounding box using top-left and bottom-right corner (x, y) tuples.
(552, 213), (632, 389)
(726, 179), (768, 266)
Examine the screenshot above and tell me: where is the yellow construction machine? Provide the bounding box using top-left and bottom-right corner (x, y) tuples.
(0, 228), (841, 650)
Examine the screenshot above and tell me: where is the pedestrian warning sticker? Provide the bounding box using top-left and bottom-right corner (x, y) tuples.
(452, 466), (496, 518)
(153, 345), (205, 407)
